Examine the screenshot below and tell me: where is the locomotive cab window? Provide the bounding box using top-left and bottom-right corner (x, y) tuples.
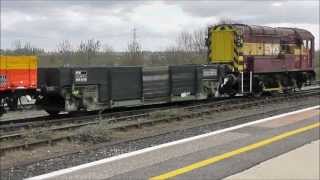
(307, 40), (311, 49)
(303, 40), (307, 48)
(280, 41), (290, 54)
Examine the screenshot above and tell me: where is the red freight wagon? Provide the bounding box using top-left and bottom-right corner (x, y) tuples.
(0, 56), (38, 112)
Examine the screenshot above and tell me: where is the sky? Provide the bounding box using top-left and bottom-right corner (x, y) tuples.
(1, 0), (319, 51)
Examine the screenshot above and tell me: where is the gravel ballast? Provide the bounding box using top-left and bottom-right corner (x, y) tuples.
(0, 96), (319, 180)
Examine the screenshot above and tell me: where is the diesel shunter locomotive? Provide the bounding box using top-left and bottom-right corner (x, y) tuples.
(207, 24), (315, 96)
(0, 24), (316, 116)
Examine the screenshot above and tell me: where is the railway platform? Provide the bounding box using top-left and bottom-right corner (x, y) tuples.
(27, 106), (320, 180)
(225, 140), (319, 179)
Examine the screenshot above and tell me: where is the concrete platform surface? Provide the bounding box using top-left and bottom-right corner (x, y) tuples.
(225, 140), (320, 180)
(26, 106), (320, 180)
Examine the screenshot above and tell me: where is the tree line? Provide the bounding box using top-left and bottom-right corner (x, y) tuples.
(0, 28), (208, 67)
(1, 23), (319, 80)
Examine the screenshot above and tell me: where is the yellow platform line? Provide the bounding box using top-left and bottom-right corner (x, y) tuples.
(150, 122), (320, 180)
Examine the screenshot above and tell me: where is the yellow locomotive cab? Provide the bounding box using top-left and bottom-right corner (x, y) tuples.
(209, 26), (235, 64)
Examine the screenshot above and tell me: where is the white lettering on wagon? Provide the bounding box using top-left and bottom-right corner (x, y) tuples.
(75, 70), (88, 83)
(203, 69), (217, 77)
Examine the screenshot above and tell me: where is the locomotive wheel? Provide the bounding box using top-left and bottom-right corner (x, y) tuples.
(253, 90), (264, 97)
(253, 80), (265, 97)
(7, 97), (18, 111)
(296, 80), (303, 89)
(283, 88), (294, 94)
(227, 91), (237, 97)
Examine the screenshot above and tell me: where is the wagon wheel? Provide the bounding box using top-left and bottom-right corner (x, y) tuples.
(7, 97), (18, 111)
(45, 109), (60, 116)
(296, 80), (303, 89)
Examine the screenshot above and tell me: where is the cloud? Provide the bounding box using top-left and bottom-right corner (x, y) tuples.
(1, 1), (142, 50)
(271, 2), (283, 7)
(1, 0), (319, 51)
(172, 1), (319, 24)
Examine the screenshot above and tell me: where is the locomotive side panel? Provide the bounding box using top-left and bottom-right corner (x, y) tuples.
(253, 59), (286, 73)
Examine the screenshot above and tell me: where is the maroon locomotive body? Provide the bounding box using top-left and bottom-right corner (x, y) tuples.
(242, 25), (314, 74)
(208, 24), (315, 95)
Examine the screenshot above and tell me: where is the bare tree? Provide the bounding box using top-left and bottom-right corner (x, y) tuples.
(176, 29), (207, 54)
(163, 46), (182, 64)
(57, 40), (73, 65)
(176, 31), (193, 53)
(11, 40), (44, 55)
(13, 40), (23, 50)
(165, 28), (207, 64)
(191, 29), (207, 58)
(78, 39), (101, 65)
(126, 40), (143, 65)
(102, 44), (114, 56)
(57, 40), (72, 54)
(126, 28), (143, 65)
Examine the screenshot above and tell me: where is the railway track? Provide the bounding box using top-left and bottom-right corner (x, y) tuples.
(2, 82), (319, 125)
(0, 97), (243, 135)
(0, 102), (205, 133)
(0, 95), (251, 133)
(0, 101), (198, 128)
(0, 87), (319, 154)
